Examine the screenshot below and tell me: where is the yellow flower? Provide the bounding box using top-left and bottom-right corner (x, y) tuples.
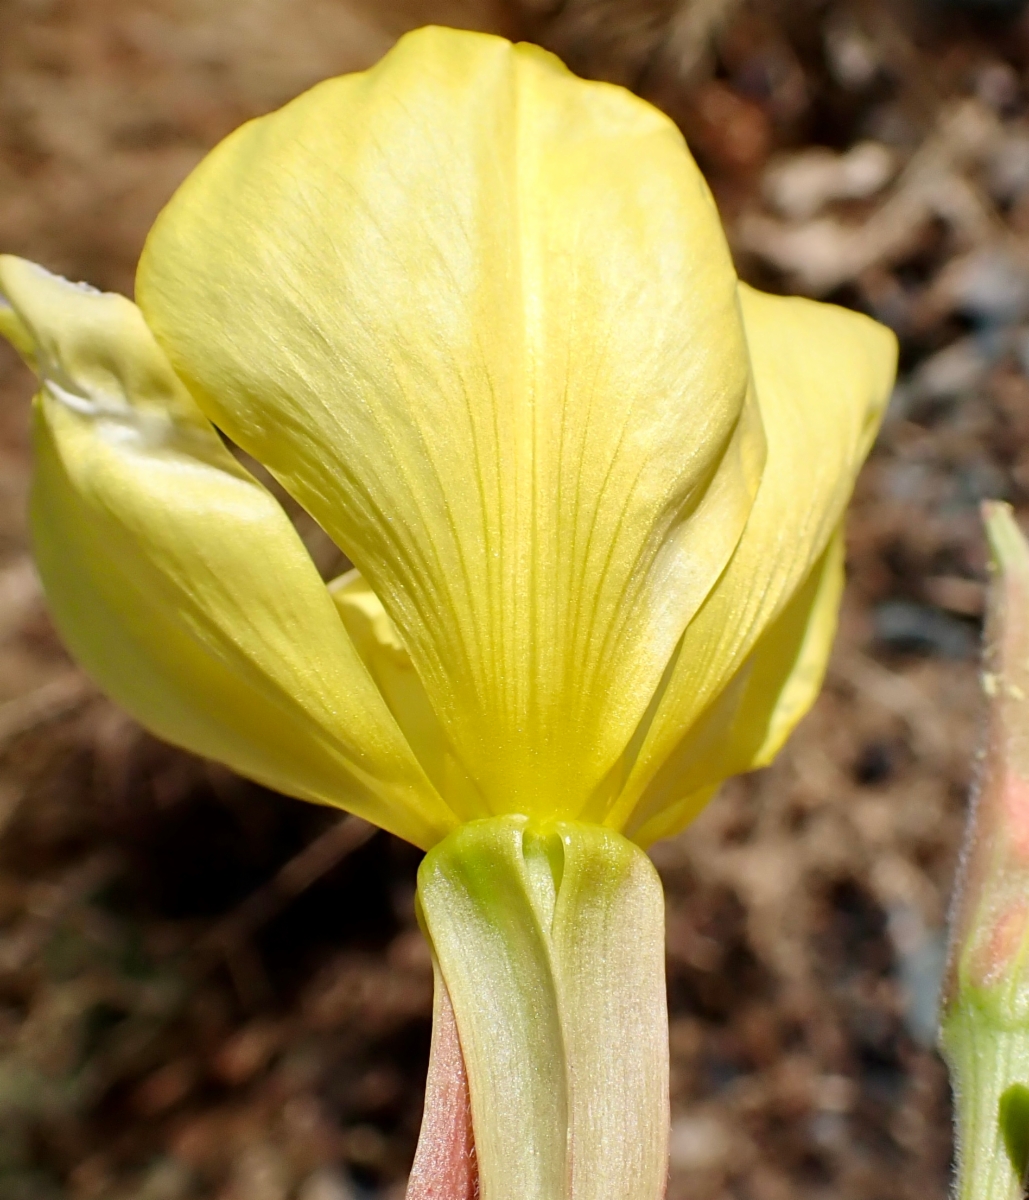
(2, 28), (899, 1200)
(0, 25), (895, 855)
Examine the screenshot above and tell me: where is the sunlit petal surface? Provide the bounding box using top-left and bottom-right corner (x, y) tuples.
(0, 255), (452, 849)
(606, 285), (895, 839)
(3, 28), (897, 850)
(137, 25), (765, 824)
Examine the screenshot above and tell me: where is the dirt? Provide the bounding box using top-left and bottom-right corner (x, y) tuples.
(1, 1), (1027, 1197)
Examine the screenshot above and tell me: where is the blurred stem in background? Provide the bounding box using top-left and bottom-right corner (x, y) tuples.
(942, 501), (1029, 1200)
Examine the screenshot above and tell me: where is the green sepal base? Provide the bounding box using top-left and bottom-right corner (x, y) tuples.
(416, 815), (668, 1200)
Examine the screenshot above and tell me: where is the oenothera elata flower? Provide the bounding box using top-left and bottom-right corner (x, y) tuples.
(0, 25), (896, 1200)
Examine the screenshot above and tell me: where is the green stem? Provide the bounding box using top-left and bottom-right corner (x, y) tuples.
(416, 815), (668, 1200)
(942, 1002), (1029, 1200)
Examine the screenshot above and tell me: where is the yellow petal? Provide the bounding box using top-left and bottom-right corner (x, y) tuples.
(0, 296), (37, 367)
(328, 568), (484, 818)
(606, 284), (896, 837)
(0, 255), (452, 849)
(136, 26), (764, 823)
(625, 529), (844, 846)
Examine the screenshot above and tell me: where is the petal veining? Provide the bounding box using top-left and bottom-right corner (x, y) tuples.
(329, 568), (485, 818)
(605, 285), (896, 836)
(625, 528), (845, 846)
(136, 26), (763, 821)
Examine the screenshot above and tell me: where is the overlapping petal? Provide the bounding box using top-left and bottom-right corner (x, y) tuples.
(135, 25), (765, 823)
(604, 285), (896, 839)
(624, 529), (844, 846)
(0, 255), (452, 849)
(329, 569), (484, 818)
(5, 27), (896, 853)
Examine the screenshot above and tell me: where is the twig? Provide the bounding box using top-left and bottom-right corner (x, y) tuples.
(0, 850), (122, 973)
(197, 814), (377, 960)
(0, 672), (94, 748)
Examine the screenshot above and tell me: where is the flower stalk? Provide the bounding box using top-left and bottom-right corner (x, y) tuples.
(415, 817), (668, 1200)
(941, 501), (1029, 1200)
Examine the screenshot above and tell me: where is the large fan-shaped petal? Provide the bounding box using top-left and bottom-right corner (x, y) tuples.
(136, 25), (764, 823)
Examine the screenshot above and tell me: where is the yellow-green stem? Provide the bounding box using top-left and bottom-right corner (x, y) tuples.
(415, 815), (668, 1200)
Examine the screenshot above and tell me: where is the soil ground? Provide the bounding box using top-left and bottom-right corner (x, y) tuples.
(0, 1), (1025, 1197)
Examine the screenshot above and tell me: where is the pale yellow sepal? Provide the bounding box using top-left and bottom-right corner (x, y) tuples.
(137, 24), (765, 826)
(606, 285), (896, 839)
(0, 255), (453, 849)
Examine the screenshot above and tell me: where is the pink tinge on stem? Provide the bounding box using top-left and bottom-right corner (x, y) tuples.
(406, 974), (479, 1200)
(1001, 772), (1029, 862)
(944, 502), (1029, 1001)
(969, 897), (1029, 990)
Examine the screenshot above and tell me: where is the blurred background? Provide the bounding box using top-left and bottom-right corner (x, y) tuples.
(1, 0), (1026, 1196)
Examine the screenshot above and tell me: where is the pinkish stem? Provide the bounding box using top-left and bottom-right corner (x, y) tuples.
(939, 501), (1029, 1200)
(406, 971), (479, 1200)
(944, 501), (1029, 1002)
